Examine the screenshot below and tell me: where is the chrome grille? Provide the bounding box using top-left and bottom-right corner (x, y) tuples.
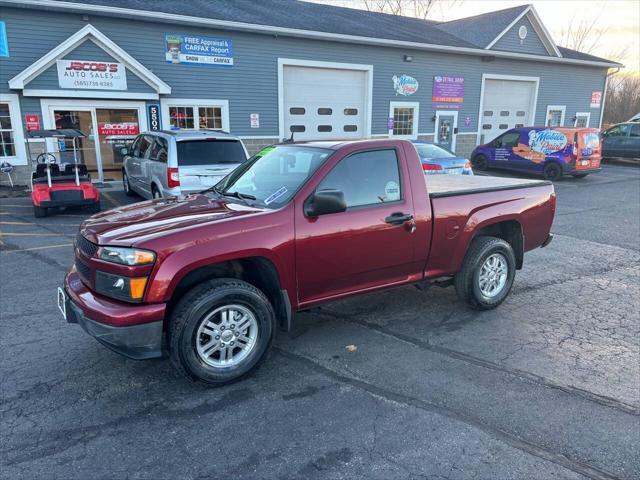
(76, 233), (98, 257)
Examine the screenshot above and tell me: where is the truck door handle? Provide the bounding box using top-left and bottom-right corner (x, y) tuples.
(385, 212), (413, 225)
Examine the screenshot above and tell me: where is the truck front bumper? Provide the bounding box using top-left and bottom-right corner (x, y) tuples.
(62, 270), (165, 360)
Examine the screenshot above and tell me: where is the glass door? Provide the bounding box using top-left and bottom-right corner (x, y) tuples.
(53, 109), (100, 179)
(95, 108), (140, 182)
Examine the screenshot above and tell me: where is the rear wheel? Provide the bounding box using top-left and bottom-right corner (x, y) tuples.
(543, 162), (563, 181)
(169, 278), (276, 385)
(33, 205), (47, 218)
(472, 154), (488, 171)
(152, 185), (162, 199)
(123, 172), (136, 197)
(455, 236), (516, 310)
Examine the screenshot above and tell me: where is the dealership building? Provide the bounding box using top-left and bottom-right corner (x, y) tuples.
(0, 0), (620, 184)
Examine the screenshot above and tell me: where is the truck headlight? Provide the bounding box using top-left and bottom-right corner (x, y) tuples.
(99, 246), (155, 266)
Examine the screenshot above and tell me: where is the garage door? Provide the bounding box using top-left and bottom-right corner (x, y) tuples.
(283, 65), (367, 141)
(480, 79), (537, 143)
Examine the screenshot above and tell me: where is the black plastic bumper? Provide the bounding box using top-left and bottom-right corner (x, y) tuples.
(64, 293), (163, 360)
(40, 199), (98, 208)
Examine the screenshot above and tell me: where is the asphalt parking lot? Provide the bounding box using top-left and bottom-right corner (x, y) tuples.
(1, 165), (639, 480)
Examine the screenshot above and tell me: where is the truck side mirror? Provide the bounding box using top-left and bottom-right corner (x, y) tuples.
(120, 147), (129, 156)
(304, 189), (347, 217)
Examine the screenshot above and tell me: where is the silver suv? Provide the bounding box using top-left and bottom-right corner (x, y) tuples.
(122, 130), (248, 199)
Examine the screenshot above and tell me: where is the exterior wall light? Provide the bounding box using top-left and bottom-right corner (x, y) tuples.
(403, 54), (413, 62)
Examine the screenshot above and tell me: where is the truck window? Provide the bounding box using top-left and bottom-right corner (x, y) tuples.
(318, 149), (401, 208)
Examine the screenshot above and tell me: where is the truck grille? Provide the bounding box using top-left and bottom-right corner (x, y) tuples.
(75, 258), (91, 281)
(76, 233), (98, 257)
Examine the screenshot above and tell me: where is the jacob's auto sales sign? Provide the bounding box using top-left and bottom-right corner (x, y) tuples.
(56, 60), (127, 90)
(98, 122), (139, 136)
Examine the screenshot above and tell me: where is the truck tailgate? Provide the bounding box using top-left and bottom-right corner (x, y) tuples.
(426, 174), (550, 198)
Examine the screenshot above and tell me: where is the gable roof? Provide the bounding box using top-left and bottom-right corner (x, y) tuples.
(9, 24), (171, 95)
(3, 0), (621, 68)
(434, 4), (529, 50)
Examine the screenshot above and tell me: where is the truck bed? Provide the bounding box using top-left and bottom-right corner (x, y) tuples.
(427, 174), (551, 198)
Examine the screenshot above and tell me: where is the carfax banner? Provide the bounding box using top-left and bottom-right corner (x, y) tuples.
(165, 34), (233, 66)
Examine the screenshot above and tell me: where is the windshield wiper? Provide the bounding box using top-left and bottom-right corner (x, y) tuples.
(203, 186), (256, 201)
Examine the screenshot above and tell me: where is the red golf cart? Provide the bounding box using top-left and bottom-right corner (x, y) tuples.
(28, 129), (100, 218)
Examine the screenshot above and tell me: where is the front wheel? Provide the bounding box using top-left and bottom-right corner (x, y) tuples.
(455, 236), (516, 310)
(472, 154), (488, 171)
(169, 278), (275, 385)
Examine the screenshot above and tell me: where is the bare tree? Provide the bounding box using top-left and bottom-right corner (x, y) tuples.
(361, 0), (459, 20)
(603, 76), (640, 126)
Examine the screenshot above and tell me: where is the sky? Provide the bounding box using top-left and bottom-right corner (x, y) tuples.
(307, 0), (640, 74)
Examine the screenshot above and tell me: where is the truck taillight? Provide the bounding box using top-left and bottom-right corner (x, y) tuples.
(422, 163), (443, 172)
(572, 143), (578, 157)
(167, 167), (180, 188)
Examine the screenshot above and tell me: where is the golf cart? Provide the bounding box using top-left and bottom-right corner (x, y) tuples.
(27, 129), (100, 218)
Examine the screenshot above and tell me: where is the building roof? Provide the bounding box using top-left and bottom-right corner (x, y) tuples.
(434, 4), (529, 49)
(16, 0), (620, 67)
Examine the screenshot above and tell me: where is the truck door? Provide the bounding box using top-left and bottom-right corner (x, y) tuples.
(295, 147), (418, 305)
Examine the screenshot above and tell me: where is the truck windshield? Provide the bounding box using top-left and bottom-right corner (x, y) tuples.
(177, 139), (247, 166)
(215, 145), (333, 208)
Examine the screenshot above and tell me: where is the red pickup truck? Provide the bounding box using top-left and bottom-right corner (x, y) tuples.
(59, 139), (555, 385)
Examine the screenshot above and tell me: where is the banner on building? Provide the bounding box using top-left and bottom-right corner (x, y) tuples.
(165, 34), (233, 66)
(432, 75), (464, 103)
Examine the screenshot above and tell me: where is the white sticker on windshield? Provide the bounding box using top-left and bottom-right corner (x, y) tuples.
(384, 181), (400, 201)
(264, 186), (288, 205)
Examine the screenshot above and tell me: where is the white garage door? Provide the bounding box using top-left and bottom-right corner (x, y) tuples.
(283, 65), (367, 141)
(480, 79), (537, 143)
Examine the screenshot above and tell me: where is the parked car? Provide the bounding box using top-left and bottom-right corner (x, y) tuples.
(122, 130), (248, 199)
(628, 113), (640, 123)
(601, 122), (640, 159)
(412, 141), (473, 175)
(60, 139), (555, 385)
(471, 127), (602, 180)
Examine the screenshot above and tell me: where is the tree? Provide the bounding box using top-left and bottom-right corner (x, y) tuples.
(361, 0), (460, 20)
(603, 76), (640, 126)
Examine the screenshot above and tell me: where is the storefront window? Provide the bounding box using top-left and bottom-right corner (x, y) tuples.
(198, 107), (222, 129)
(0, 102), (15, 157)
(96, 108), (139, 181)
(169, 106), (195, 129)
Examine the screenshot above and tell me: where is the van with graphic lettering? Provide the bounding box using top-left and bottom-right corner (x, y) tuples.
(471, 127), (602, 180)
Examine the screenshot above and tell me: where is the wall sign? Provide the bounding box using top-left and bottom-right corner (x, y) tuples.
(56, 59), (127, 90)
(165, 34), (233, 66)
(25, 114), (40, 131)
(392, 75), (418, 96)
(590, 91), (602, 108)
(250, 113), (260, 128)
(0, 21), (8, 57)
(432, 76), (464, 104)
(98, 122), (139, 136)
(147, 104), (161, 131)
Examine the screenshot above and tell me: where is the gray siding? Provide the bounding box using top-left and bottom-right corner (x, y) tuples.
(491, 16), (550, 57)
(26, 40), (155, 93)
(1, 6), (607, 141)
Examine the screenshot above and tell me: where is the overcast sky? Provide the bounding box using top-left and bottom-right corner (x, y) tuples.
(307, 0), (640, 74)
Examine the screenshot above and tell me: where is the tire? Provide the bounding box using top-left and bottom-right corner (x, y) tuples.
(88, 201), (101, 214)
(123, 172), (136, 197)
(543, 162), (563, 181)
(572, 173), (588, 179)
(152, 185), (162, 199)
(455, 236), (516, 310)
(169, 278), (276, 385)
(472, 154), (488, 171)
(33, 205), (47, 218)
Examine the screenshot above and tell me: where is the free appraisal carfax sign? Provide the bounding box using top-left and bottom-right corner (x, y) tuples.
(56, 59), (127, 90)
(165, 34), (233, 66)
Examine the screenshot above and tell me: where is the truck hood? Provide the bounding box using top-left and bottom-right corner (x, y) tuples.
(80, 194), (265, 246)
